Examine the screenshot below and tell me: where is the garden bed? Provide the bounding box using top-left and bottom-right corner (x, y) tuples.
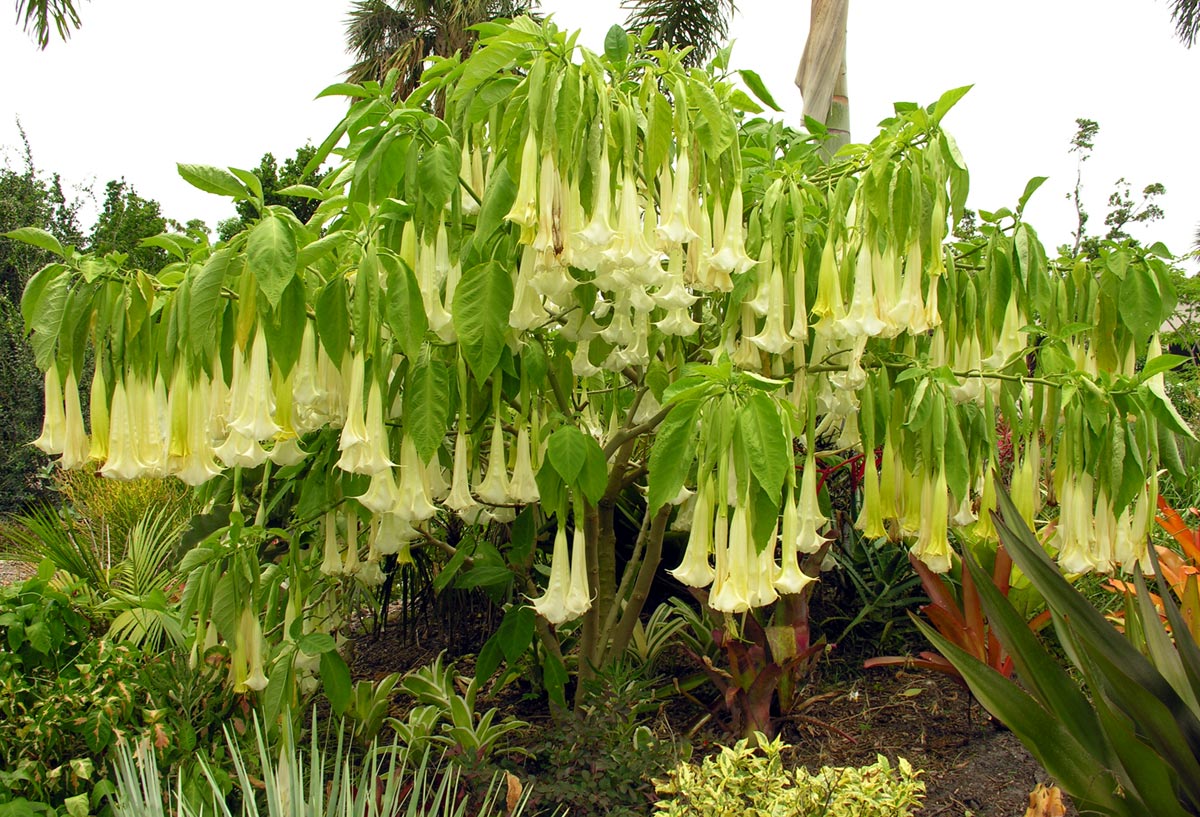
(349, 607), (1075, 817)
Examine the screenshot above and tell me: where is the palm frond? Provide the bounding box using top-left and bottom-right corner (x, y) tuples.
(344, 0), (540, 96)
(1170, 0), (1200, 47)
(15, 0), (82, 48)
(0, 504), (110, 591)
(622, 0), (736, 65)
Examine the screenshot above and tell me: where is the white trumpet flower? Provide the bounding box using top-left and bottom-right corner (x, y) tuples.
(709, 505), (752, 613)
(508, 424), (540, 504)
(88, 365), (109, 462)
(60, 367), (89, 469)
(708, 185), (756, 276)
(749, 260), (794, 354)
(319, 511), (343, 576)
(838, 245), (886, 338)
(564, 526), (592, 619)
(228, 330), (279, 441)
(397, 435), (436, 521)
(777, 488), (819, 595)
(532, 525), (575, 625)
(656, 149), (699, 246)
(475, 415), (511, 506)
(911, 469), (952, 573)
(670, 479), (715, 587)
(32, 365), (65, 455)
(504, 129), (539, 231)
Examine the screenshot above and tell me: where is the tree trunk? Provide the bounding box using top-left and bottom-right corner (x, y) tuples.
(796, 0), (850, 160)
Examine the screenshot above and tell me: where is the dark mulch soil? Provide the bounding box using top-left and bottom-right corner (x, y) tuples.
(348, 599), (1075, 817)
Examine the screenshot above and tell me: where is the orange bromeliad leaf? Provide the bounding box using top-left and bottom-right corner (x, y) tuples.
(1156, 496), (1200, 563)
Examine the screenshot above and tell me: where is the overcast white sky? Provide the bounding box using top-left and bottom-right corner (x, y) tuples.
(2, 1), (1197, 262)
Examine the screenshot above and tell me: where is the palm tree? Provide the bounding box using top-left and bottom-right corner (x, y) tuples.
(14, 0), (81, 48)
(344, 0), (537, 99)
(621, 0), (736, 66)
(1170, 0), (1200, 47)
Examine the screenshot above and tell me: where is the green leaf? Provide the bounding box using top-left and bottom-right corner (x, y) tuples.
(458, 39), (526, 97)
(298, 633), (336, 656)
(262, 658), (291, 730)
(315, 82), (373, 99)
(320, 651), (353, 714)
(275, 184), (325, 200)
(930, 85), (972, 125)
(404, 360), (451, 463)
(418, 140), (459, 211)
(1139, 354), (1187, 383)
(644, 89), (673, 179)
(315, 275), (350, 364)
(689, 77), (734, 155)
(944, 405), (969, 501)
(260, 276), (307, 377)
(1017, 176), (1048, 215)
(297, 229), (350, 267)
(497, 604), (535, 663)
(384, 257), (428, 360)
(547, 426), (591, 485)
(737, 69), (782, 112)
(452, 261), (513, 380)
(177, 163), (248, 199)
(647, 399), (702, 512)
(578, 437), (609, 504)
(471, 161), (516, 251)
(30, 272), (68, 369)
(20, 262), (64, 334)
(247, 215), (297, 308)
(1120, 263), (1162, 343)
(604, 24), (629, 64)
(736, 394), (788, 501)
(4, 227), (65, 257)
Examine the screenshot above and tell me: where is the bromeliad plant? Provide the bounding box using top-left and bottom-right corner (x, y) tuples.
(10, 14), (1190, 716)
(919, 486), (1200, 817)
(864, 539), (1050, 685)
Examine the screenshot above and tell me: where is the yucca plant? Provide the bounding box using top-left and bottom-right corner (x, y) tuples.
(109, 711), (534, 817)
(918, 485), (1200, 816)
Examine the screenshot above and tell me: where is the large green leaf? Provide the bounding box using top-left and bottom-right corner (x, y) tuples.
(735, 394), (788, 502)
(4, 227), (65, 257)
(546, 426), (591, 486)
(383, 256), (428, 361)
(177, 163), (248, 199)
(418, 140), (459, 212)
(247, 215), (297, 308)
(30, 272), (68, 369)
(315, 275), (349, 363)
(320, 651), (352, 715)
(404, 359), (451, 463)
(647, 399), (702, 513)
(189, 249), (230, 364)
(736, 69), (782, 112)
(452, 261), (513, 380)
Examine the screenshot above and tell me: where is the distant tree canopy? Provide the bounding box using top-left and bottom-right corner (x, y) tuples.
(89, 179), (170, 273)
(218, 145), (329, 242)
